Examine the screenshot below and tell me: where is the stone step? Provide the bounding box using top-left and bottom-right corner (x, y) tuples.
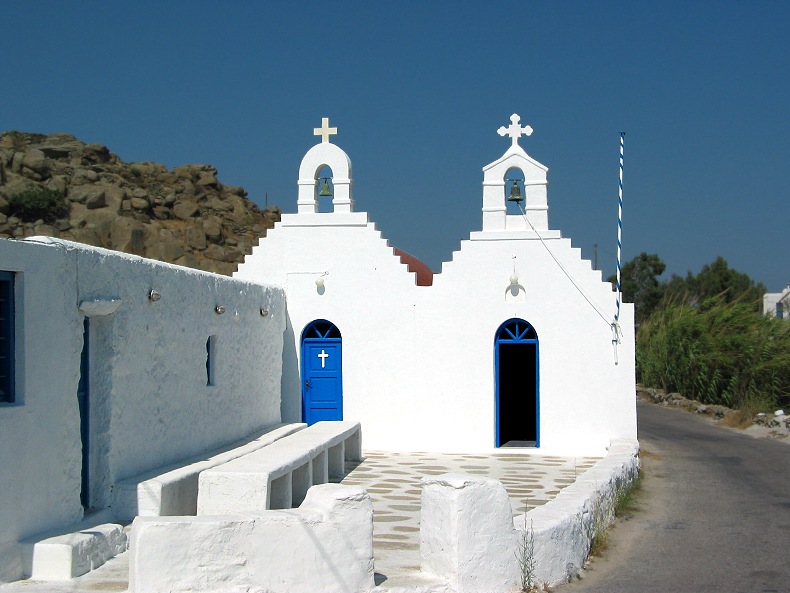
(22, 519), (127, 580)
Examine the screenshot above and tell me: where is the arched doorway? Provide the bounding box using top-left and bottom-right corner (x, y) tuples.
(301, 320), (342, 425)
(495, 318), (539, 447)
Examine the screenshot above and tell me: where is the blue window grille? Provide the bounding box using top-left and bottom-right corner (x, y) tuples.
(0, 271), (15, 403)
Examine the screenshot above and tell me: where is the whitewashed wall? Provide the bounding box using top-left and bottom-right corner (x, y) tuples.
(0, 237), (284, 583)
(236, 138), (636, 456)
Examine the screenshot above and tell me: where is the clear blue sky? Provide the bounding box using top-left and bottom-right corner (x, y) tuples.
(3, 1), (788, 289)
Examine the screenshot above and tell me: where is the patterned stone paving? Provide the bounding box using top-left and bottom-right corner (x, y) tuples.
(336, 450), (599, 591)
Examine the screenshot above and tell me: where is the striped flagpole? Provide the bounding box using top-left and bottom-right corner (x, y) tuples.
(615, 131), (625, 325)
(612, 132), (625, 364)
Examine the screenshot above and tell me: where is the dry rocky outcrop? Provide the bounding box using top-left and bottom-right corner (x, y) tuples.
(0, 131), (280, 275)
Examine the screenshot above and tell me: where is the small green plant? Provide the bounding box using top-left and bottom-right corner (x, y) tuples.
(587, 492), (609, 557)
(515, 504), (537, 592)
(614, 471), (642, 518)
(129, 166), (142, 177)
(7, 188), (69, 223)
(587, 472), (642, 558)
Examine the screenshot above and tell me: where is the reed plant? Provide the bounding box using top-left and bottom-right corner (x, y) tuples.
(637, 295), (790, 411)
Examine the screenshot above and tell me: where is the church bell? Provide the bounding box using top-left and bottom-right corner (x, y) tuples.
(319, 177), (332, 197)
(507, 180), (523, 203)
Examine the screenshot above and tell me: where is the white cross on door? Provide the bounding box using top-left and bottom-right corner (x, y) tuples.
(318, 349), (329, 368)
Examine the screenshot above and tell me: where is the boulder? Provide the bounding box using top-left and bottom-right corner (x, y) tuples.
(186, 227), (207, 250)
(203, 218), (222, 240)
(173, 201), (199, 220)
(33, 223), (58, 236)
(71, 168), (99, 184)
(203, 244), (225, 261)
(174, 253), (200, 269)
(151, 207), (170, 220)
(21, 149), (50, 177)
(109, 217), (145, 255)
(85, 191), (106, 210)
(47, 176), (68, 194)
(82, 143), (113, 164)
(69, 185), (103, 205)
(197, 172), (220, 189)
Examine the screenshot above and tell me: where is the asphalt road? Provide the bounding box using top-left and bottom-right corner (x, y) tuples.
(566, 399), (790, 593)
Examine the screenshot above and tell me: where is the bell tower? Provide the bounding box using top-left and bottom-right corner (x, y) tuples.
(481, 114), (549, 232)
(297, 118), (354, 214)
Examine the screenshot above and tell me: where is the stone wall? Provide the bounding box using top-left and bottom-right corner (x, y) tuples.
(129, 484), (374, 593)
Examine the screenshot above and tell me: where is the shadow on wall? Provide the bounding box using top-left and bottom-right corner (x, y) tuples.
(281, 313), (300, 423)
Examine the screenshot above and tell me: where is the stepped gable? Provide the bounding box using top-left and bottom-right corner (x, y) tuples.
(0, 131), (280, 275)
(392, 247), (433, 286)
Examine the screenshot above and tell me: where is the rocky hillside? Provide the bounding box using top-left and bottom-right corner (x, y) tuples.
(0, 131), (280, 275)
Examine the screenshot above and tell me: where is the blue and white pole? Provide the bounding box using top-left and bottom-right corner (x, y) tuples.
(612, 132), (625, 364)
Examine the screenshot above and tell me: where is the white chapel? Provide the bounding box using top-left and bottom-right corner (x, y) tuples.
(235, 114), (637, 455)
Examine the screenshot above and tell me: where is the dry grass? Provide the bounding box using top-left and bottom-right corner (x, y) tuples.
(638, 447), (663, 461)
(717, 410), (754, 429)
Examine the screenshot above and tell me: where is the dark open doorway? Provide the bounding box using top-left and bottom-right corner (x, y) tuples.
(495, 319), (539, 447)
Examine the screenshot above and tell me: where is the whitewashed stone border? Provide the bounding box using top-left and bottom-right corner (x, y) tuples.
(420, 439), (640, 592)
(129, 484), (374, 593)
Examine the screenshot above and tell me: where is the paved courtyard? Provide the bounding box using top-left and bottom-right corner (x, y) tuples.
(0, 450), (599, 593)
(337, 450), (599, 591)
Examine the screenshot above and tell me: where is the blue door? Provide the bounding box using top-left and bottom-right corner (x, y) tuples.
(301, 320), (342, 425)
(495, 319), (539, 447)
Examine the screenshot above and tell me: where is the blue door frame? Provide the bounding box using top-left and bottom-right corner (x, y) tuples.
(495, 318), (539, 447)
(301, 320), (342, 425)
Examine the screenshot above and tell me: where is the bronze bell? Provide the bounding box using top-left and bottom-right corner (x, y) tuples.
(319, 178), (332, 197)
(507, 180), (523, 203)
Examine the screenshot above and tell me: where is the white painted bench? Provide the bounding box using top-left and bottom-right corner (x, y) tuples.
(113, 423), (306, 520)
(197, 420), (362, 515)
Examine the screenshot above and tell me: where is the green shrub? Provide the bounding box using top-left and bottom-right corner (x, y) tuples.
(7, 188), (70, 223)
(637, 296), (790, 410)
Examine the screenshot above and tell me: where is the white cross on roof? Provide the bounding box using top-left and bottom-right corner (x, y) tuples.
(314, 117), (338, 143)
(497, 113), (533, 147)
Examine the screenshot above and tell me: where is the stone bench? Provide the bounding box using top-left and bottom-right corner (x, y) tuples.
(130, 484), (374, 593)
(197, 420), (362, 515)
(113, 423), (305, 520)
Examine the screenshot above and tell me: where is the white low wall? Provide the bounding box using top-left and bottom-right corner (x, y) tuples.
(129, 484), (374, 593)
(420, 440), (640, 591)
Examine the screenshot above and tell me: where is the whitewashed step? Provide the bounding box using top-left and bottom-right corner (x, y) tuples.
(22, 522), (127, 580)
